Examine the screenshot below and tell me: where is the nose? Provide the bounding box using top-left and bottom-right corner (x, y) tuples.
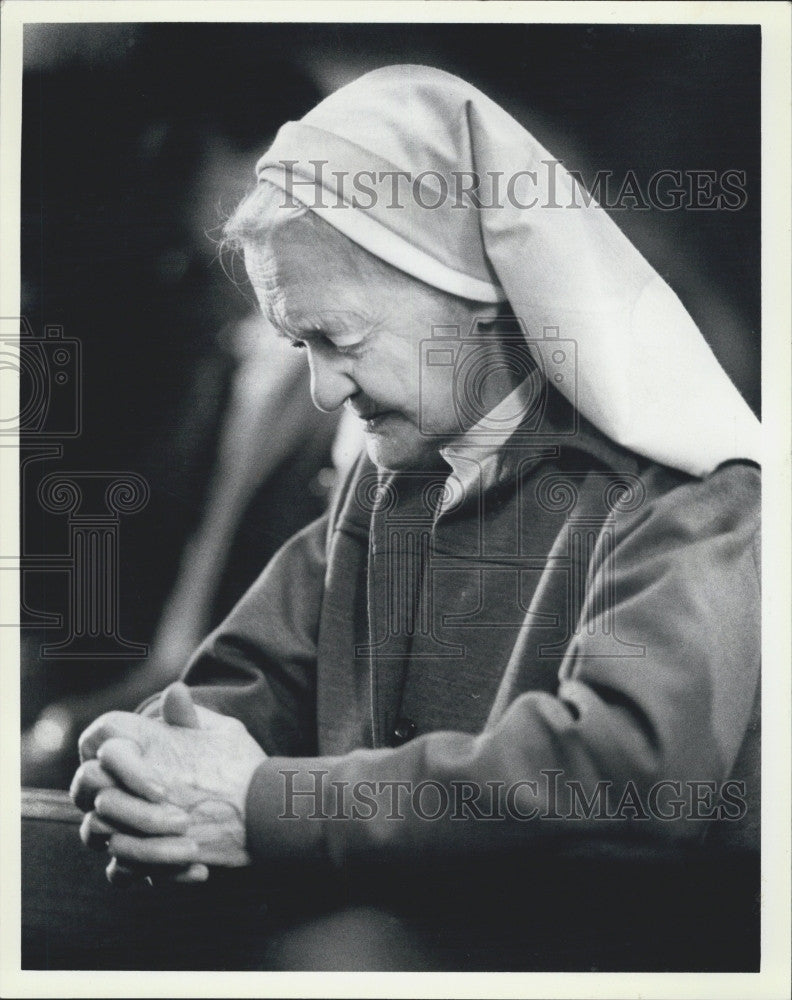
(307, 345), (357, 413)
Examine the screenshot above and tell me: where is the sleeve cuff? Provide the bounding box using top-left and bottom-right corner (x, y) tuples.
(245, 757), (335, 868)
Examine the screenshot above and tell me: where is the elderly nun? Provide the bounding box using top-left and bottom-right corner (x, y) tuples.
(73, 66), (760, 900)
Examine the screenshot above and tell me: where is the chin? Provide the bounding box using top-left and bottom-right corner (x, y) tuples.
(364, 432), (438, 472)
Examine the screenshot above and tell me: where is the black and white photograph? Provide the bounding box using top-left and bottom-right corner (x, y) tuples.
(1, 2), (789, 996)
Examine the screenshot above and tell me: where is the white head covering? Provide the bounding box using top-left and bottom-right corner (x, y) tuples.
(255, 64), (760, 477)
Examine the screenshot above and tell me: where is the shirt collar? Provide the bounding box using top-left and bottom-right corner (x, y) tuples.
(439, 378), (536, 501)
(437, 378), (641, 514)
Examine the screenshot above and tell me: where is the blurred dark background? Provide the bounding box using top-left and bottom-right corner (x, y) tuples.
(19, 22), (760, 786)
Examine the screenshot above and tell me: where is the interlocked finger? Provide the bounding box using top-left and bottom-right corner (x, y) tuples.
(80, 810), (118, 851)
(79, 711), (146, 763)
(97, 736), (166, 802)
(70, 758), (117, 813)
(108, 832), (199, 867)
(95, 786), (189, 835)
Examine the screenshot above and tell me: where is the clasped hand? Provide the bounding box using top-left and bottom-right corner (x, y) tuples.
(71, 682), (266, 885)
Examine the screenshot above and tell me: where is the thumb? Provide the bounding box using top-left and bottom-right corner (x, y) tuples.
(160, 682), (201, 729)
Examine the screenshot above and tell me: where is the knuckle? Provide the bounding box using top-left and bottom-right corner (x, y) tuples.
(108, 833), (136, 861)
(70, 761), (100, 810)
(94, 786), (120, 816)
(69, 765), (85, 804)
(78, 711), (118, 758)
(74, 758), (92, 783)
(81, 812), (112, 851)
(97, 732), (125, 755)
(92, 758), (115, 781)
(77, 728), (98, 763)
(95, 740), (117, 766)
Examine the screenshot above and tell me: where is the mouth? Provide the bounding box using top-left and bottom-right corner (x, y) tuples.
(363, 412), (394, 432)
(352, 408), (395, 431)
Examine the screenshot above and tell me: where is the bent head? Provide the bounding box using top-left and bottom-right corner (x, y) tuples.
(224, 182), (517, 471)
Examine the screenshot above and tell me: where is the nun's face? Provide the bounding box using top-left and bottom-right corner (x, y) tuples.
(244, 229), (504, 471)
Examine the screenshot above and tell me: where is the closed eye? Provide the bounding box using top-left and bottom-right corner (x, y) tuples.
(335, 341), (362, 357)
(290, 334), (362, 357)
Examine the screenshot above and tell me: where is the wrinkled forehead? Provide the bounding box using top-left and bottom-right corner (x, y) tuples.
(242, 224), (384, 336)
(244, 222), (345, 294)
(243, 211), (427, 307)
